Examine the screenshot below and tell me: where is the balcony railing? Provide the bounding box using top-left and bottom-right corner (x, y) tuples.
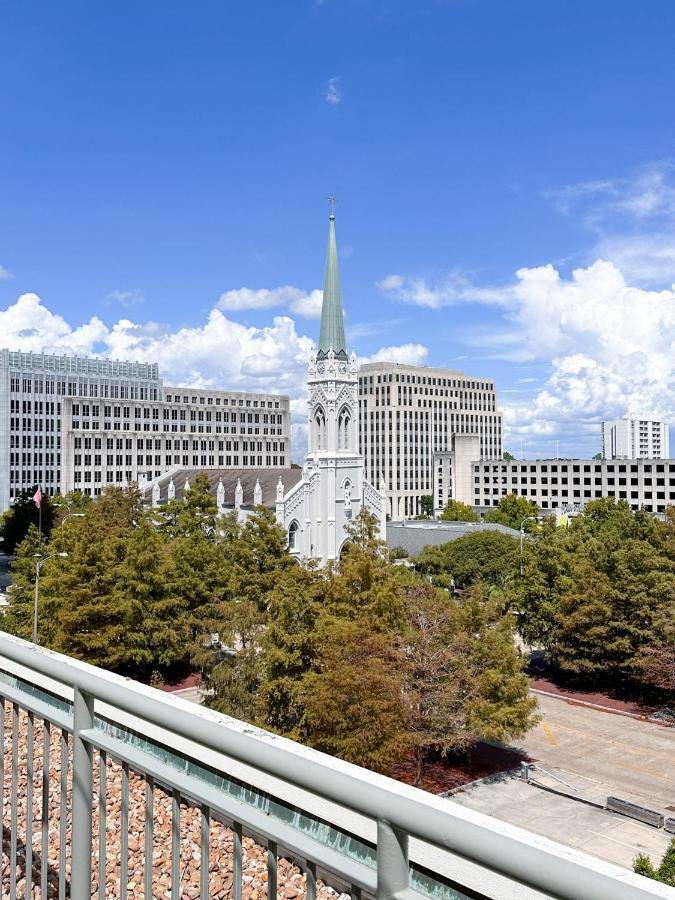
(0, 631), (671, 900)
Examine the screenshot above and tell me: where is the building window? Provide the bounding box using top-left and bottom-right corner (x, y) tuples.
(288, 520), (299, 551)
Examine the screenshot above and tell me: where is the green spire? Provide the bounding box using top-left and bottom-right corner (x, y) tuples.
(317, 208), (348, 360)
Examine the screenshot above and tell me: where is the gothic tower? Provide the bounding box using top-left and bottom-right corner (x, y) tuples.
(278, 204), (386, 564)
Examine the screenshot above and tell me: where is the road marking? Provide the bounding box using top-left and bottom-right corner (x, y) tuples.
(537, 719), (674, 765)
(613, 760), (665, 780)
(586, 830), (663, 852)
(541, 721), (557, 746)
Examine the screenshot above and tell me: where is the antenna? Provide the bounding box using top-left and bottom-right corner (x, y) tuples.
(327, 194), (337, 218)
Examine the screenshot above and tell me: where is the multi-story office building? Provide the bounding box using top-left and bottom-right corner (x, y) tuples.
(61, 387), (289, 497)
(435, 434), (675, 517)
(0, 350), (161, 512)
(358, 362), (502, 518)
(602, 416), (670, 460)
(0, 349), (290, 510)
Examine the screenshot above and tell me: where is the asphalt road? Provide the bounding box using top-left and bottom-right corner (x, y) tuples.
(453, 692), (675, 871)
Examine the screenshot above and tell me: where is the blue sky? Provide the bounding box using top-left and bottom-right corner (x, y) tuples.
(1, 0), (674, 459)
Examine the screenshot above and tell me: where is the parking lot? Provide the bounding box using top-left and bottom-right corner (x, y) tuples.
(451, 692), (675, 870)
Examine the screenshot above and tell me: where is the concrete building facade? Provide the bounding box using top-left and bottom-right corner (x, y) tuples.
(0, 349), (290, 510)
(358, 363), (501, 519)
(435, 434), (675, 516)
(0, 350), (161, 512)
(602, 416), (670, 460)
(60, 387), (289, 497)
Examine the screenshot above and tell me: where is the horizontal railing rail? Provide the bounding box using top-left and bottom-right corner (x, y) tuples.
(0, 631), (672, 900)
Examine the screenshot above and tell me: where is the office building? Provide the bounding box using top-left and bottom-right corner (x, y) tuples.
(60, 386), (289, 497)
(435, 434), (675, 517)
(602, 416), (670, 460)
(0, 348), (290, 510)
(358, 362), (502, 518)
(0, 350), (161, 512)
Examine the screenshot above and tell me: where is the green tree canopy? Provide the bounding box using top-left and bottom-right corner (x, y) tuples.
(400, 581), (537, 784)
(484, 494), (539, 531)
(414, 531), (521, 590)
(634, 838), (675, 887)
(513, 498), (675, 687)
(438, 499), (479, 522)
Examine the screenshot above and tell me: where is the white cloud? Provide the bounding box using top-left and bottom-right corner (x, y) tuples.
(359, 343), (429, 366)
(378, 257), (675, 450)
(217, 285), (322, 317)
(549, 161), (675, 224)
(105, 289), (145, 308)
(593, 234), (675, 285)
(288, 290), (323, 318)
(546, 161), (675, 284)
(377, 271), (512, 309)
(0, 266), (13, 281)
(325, 77), (341, 105)
(494, 261), (674, 447)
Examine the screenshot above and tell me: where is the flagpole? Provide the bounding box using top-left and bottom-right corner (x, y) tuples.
(35, 484), (42, 544)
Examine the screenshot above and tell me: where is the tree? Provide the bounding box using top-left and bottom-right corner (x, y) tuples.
(511, 499), (675, 686)
(197, 508), (306, 718)
(634, 838), (675, 886)
(400, 581), (538, 785)
(1, 488), (55, 553)
(438, 499), (479, 522)
(503, 451), (515, 461)
(414, 531), (521, 590)
(484, 494), (539, 531)
(328, 508), (407, 631)
(258, 565), (324, 738)
(49, 490), (139, 670)
(418, 495), (434, 518)
(114, 517), (189, 679)
(302, 616), (410, 772)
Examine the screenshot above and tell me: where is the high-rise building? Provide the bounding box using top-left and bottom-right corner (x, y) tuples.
(358, 362), (502, 518)
(602, 416), (670, 460)
(0, 350), (161, 512)
(0, 348), (290, 511)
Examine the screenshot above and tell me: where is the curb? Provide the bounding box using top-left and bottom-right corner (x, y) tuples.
(530, 687), (674, 728)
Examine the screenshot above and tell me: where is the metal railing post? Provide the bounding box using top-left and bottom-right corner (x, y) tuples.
(71, 686), (94, 899)
(376, 819), (409, 899)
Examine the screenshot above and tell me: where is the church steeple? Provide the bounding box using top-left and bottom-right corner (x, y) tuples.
(317, 198), (348, 361)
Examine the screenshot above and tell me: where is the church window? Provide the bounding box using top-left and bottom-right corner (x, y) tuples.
(313, 406), (326, 450)
(338, 405), (351, 450)
(288, 520), (299, 550)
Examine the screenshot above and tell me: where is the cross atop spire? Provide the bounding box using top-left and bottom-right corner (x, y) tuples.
(317, 204), (347, 360)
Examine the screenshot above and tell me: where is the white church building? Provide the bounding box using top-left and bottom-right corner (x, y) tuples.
(144, 209), (386, 565)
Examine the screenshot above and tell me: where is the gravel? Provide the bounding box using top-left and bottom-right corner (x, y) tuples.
(2, 707), (352, 899)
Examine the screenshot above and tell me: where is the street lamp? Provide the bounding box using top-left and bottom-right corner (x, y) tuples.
(62, 512), (85, 524)
(519, 516), (539, 576)
(33, 552), (68, 644)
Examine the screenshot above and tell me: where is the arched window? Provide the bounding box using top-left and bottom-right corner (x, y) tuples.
(338, 405), (351, 451)
(288, 520), (299, 550)
(313, 406), (326, 451)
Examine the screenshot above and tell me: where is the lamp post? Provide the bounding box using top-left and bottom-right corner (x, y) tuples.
(62, 512), (85, 525)
(519, 516), (539, 576)
(33, 552), (68, 644)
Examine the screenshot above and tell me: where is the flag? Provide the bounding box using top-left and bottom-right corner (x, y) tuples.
(33, 487), (42, 509)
